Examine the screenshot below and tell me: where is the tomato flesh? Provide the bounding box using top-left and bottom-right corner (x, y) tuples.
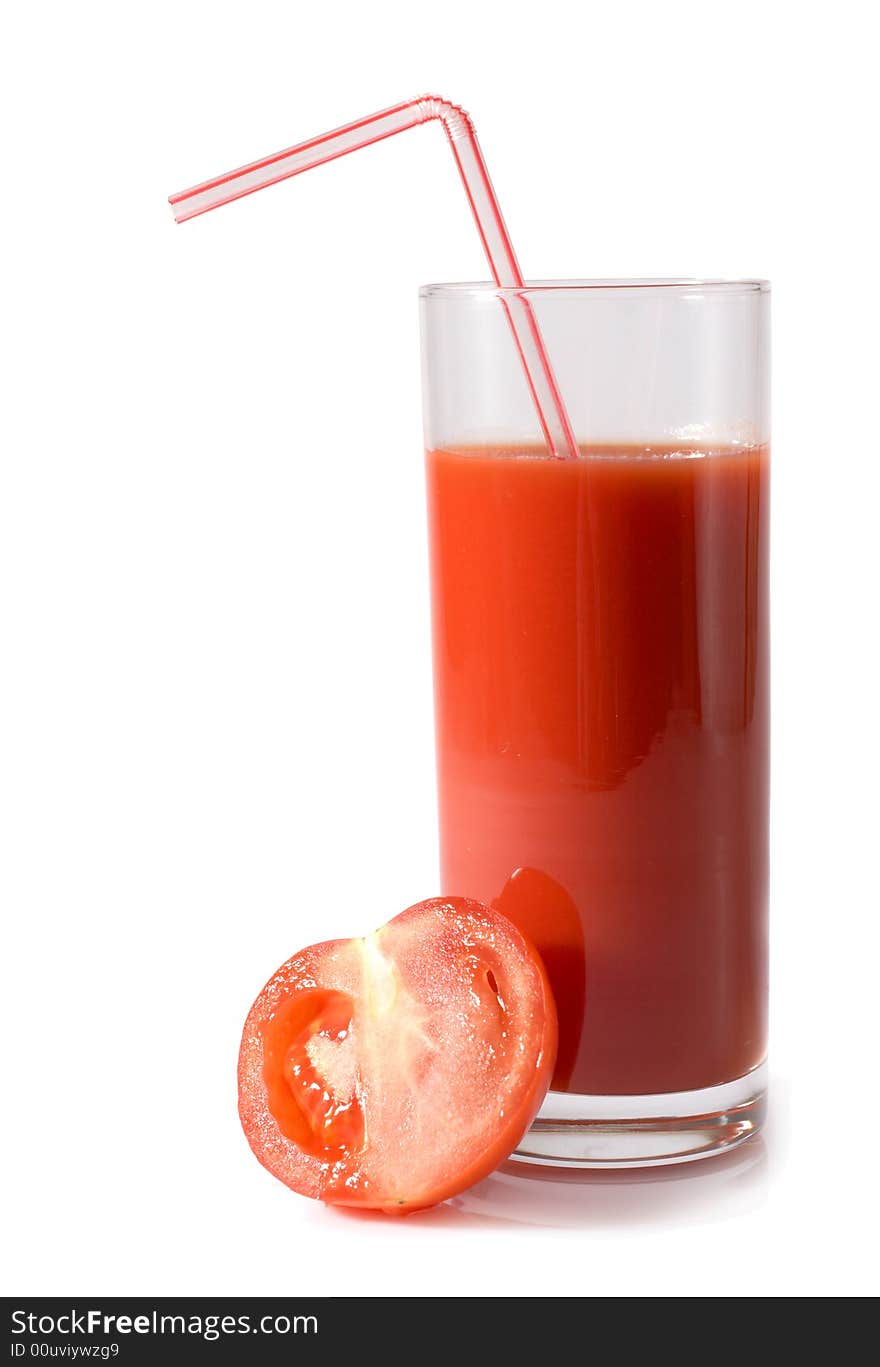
(238, 897), (557, 1212)
(261, 990), (363, 1157)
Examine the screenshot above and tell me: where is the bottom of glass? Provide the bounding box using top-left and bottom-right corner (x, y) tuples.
(512, 1061), (767, 1169)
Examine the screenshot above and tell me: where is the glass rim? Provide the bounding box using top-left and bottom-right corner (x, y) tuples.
(420, 277), (770, 299)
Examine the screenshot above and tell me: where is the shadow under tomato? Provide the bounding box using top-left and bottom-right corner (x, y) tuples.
(321, 1200), (501, 1229)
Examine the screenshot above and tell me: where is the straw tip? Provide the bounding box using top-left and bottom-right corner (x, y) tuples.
(168, 196), (195, 225)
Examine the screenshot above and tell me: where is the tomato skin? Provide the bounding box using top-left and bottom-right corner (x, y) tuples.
(238, 898), (557, 1213)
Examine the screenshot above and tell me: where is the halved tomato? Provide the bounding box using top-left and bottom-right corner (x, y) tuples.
(238, 896), (557, 1213)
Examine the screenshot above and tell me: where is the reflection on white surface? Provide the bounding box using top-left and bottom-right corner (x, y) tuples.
(449, 1137), (768, 1229)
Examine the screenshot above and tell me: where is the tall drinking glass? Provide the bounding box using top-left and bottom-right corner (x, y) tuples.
(421, 281), (770, 1165)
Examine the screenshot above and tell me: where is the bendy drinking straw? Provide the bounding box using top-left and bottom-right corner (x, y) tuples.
(169, 95), (578, 459)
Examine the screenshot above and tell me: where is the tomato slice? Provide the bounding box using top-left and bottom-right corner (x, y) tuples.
(238, 897), (557, 1213)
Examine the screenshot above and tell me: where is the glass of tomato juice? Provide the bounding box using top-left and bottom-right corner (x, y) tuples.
(421, 280), (770, 1165)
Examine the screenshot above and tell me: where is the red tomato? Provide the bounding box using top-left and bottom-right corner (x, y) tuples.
(238, 897), (557, 1213)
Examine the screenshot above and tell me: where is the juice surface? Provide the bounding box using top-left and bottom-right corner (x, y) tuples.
(426, 443), (769, 1095)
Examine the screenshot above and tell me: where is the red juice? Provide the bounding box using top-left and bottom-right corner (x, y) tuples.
(425, 443), (769, 1096)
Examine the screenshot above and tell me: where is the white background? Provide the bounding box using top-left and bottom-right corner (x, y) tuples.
(2, 0), (878, 1299)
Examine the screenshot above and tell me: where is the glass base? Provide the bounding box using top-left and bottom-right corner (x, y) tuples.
(512, 1062), (767, 1169)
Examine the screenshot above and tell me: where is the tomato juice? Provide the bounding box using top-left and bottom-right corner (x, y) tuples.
(426, 443), (769, 1097)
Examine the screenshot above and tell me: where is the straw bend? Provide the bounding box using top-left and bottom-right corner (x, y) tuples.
(416, 95), (474, 141)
